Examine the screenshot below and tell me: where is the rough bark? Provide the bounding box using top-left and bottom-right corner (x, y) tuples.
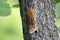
(19, 0), (59, 40)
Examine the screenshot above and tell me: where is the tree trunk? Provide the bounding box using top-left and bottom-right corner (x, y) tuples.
(19, 0), (59, 40)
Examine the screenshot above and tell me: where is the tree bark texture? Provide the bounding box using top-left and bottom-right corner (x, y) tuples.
(19, 0), (59, 40)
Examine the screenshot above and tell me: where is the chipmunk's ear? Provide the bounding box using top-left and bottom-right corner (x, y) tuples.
(29, 25), (38, 34)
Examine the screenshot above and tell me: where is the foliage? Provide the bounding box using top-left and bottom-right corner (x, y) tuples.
(12, 4), (19, 7)
(0, 0), (11, 16)
(55, 0), (60, 4)
(56, 2), (60, 28)
(55, 0), (60, 33)
(7, 0), (19, 7)
(0, 0), (23, 40)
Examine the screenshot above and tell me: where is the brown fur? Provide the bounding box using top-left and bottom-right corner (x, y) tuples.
(27, 0), (38, 34)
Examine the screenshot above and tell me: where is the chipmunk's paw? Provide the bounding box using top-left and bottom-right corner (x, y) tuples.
(29, 25), (38, 34)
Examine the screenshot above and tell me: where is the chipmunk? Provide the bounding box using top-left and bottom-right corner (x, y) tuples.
(27, 0), (38, 34)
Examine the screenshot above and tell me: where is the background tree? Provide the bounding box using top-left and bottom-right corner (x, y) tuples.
(19, 0), (59, 40)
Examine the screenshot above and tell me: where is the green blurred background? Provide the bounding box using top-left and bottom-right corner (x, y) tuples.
(0, 0), (60, 40)
(55, 0), (60, 33)
(0, 0), (23, 40)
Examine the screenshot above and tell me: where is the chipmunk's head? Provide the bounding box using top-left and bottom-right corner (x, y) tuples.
(29, 0), (37, 8)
